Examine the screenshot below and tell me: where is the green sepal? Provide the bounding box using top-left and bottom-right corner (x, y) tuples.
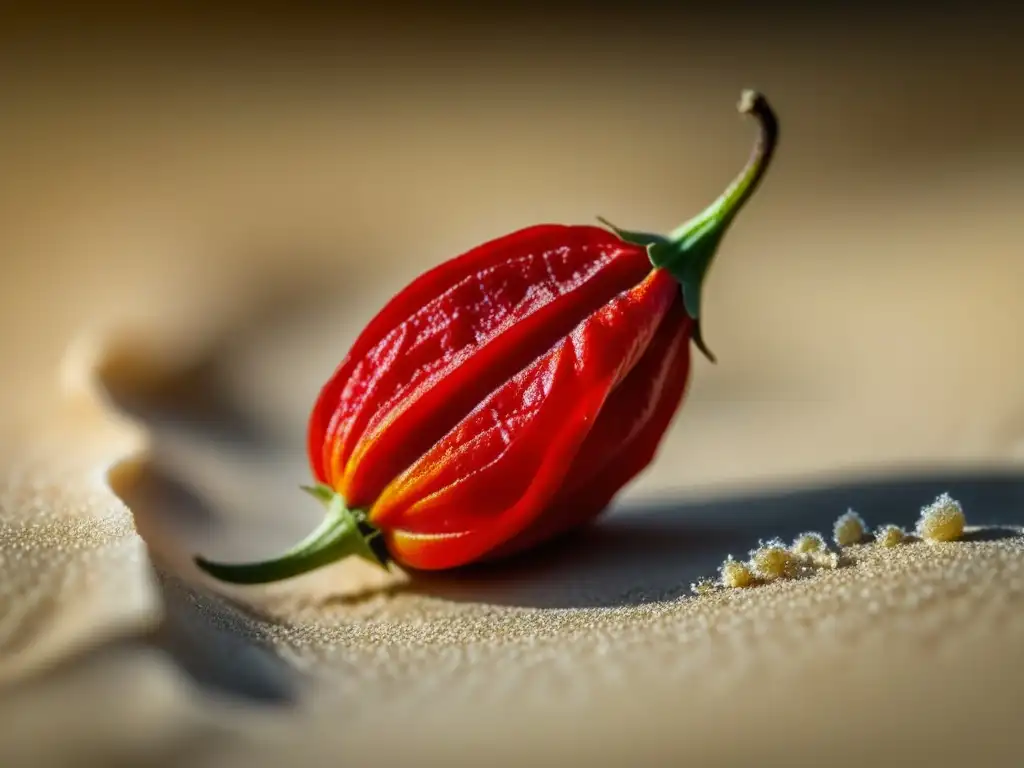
(602, 216), (720, 364)
(596, 216), (668, 251)
(300, 483), (337, 506)
(657, 220), (724, 364)
(690, 319), (716, 364)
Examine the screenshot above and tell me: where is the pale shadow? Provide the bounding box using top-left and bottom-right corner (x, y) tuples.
(402, 471), (1024, 608)
(108, 457), (300, 705)
(95, 258), (1024, 613)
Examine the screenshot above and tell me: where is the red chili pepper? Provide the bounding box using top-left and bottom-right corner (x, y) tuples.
(195, 90), (778, 583)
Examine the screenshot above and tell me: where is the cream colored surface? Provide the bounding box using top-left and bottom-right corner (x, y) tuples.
(2, 16), (1024, 766)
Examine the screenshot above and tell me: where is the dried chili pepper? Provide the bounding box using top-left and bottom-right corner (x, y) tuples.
(195, 90), (779, 582)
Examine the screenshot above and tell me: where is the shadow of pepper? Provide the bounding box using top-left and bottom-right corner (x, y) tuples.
(108, 457), (300, 705)
(112, 424), (1024, 615)
(94, 263), (1024, 614)
(401, 470), (1024, 609)
(104, 360), (1024, 615)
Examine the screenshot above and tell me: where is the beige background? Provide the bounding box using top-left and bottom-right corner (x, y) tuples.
(1, 8), (1023, 766)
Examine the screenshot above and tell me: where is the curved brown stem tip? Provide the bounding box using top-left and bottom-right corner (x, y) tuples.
(738, 89), (763, 114)
(737, 90), (778, 144)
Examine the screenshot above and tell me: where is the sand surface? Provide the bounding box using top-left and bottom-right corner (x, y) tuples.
(2, 10), (1024, 766)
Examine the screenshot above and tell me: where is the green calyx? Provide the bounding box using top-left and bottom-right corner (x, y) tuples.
(599, 90), (779, 363)
(193, 484), (389, 585)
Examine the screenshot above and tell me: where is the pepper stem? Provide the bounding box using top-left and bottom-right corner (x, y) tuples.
(598, 90), (779, 362)
(193, 484), (389, 585)
(666, 90), (778, 245)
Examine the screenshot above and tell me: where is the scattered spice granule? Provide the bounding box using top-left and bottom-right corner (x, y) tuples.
(916, 492), (966, 542)
(807, 550), (841, 570)
(833, 509), (867, 546)
(691, 577), (719, 596)
(791, 532), (828, 555)
(875, 524), (906, 548)
(719, 557), (756, 588)
(749, 539), (798, 581)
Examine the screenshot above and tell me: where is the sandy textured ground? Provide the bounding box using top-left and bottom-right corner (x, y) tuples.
(2, 10), (1024, 766)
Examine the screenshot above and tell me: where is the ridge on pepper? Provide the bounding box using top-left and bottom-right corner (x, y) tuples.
(195, 90), (780, 583)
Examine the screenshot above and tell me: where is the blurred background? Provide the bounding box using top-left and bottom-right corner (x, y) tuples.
(2, 5), (1024, 766)
(2, 3), (1023, 563)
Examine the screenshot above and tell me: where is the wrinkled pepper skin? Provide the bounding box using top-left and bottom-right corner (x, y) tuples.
(195, 90), (779, 583)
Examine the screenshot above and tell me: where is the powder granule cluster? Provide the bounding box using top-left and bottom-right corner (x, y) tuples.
(720, 556), (756, 588)
(791, 532), (828, 555)
(706, 532), (841, 593)
(749, 539), (799, 581)
(915, 492), (966, 542)
(805, 549), (841, 570)
(791, 532), (839, 569)
(833, 510), (867, 546)
(690, 577), (719, 596)
(689, 492), (969, 597)
(875, 524), (906, 548)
